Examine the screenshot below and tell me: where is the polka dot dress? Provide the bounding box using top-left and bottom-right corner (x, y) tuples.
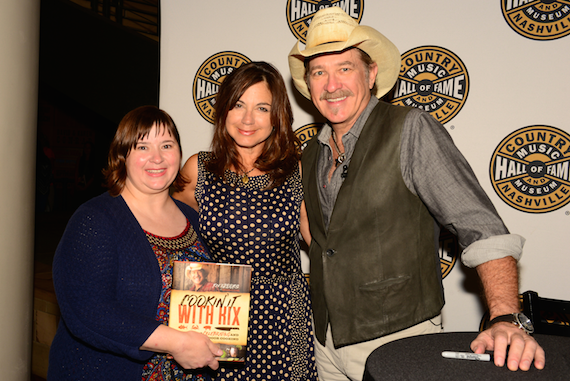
(195, 152), (317, 381)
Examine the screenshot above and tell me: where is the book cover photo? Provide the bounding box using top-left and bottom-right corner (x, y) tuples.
(169, 261), (252, 362)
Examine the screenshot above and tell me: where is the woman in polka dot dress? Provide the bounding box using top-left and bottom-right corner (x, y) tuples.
(174, 62), (317, 381)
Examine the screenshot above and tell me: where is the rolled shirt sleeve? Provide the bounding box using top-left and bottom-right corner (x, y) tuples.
(461, 233), (525, 268)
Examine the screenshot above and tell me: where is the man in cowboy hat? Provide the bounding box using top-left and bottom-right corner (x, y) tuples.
(288, 7), (544, 380)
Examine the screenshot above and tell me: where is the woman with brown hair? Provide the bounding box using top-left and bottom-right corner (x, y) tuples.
(48, 105), (221, 381)
(174, 62), (317, 380)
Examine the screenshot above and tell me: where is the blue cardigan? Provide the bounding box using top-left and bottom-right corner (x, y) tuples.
(48, 192), (208, 380)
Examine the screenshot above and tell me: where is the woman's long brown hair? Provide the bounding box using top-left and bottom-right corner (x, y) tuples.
(207, 61), (300, 188)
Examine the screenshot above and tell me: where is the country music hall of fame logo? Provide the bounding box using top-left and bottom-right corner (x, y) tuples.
(390, 46), (470, 125)
(295, 122), (459, 278)
(294, 123), (322, 150)
(286, 0), (364, 43)
(193, 52), (251, 124)
(490, 125), (570, 213)
(501, 0), (570, 41)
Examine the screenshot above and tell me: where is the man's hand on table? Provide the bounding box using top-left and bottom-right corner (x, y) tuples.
(470, 322), (545, 371)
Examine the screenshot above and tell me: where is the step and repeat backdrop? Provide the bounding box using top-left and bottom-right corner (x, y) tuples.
(159, 0), (569, 332)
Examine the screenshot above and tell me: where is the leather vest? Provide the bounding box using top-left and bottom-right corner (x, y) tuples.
(302, 101), (444, 347)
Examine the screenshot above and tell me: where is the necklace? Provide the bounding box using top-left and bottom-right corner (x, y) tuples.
(331, 131), (346, 167)
(241, 168), (255, 184)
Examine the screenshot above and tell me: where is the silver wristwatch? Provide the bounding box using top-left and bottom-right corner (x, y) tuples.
(489, 312), (534, 334)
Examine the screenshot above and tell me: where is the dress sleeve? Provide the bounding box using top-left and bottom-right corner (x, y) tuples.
(194, 151), (209, 207)
(52, 202), (161, 361)
(400, 108), (524, 267)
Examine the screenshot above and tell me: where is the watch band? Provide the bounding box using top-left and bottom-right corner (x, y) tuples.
(489, 313), (534, 334)
(489, 314), (516, 325)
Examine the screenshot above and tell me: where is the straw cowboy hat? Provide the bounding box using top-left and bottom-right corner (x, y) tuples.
(288, 7), (401, 99)
(186, 263), (208, 278)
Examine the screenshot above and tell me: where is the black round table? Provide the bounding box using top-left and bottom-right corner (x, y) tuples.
(364, 332), (570, 380)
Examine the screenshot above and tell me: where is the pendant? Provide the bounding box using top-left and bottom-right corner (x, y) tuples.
(336, 153), (346, 166)
(242, 174), (249, 184)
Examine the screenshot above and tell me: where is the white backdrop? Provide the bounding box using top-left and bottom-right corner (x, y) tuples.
(160, 0), (570, 333)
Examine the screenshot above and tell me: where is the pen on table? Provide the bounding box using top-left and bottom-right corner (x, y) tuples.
(441, 351), (491, 362)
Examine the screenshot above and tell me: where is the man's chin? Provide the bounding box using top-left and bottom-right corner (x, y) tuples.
(320, 104), (342, 118)
(324, 110), (348, 124)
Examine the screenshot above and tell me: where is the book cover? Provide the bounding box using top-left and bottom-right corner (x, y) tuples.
(169, 261), (252, 362)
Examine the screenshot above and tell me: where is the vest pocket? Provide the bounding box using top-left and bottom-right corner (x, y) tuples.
(358, 275), (411, 292)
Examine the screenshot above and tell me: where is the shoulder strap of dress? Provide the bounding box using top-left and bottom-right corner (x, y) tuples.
(194, 151), (211, 205)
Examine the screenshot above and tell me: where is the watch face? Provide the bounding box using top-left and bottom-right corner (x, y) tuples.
(515, 313), (534, 334)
